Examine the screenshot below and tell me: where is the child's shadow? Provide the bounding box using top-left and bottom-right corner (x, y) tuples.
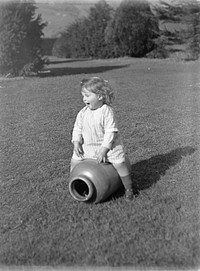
(112, 146), (196, 199)
(132, 146), (196, 190)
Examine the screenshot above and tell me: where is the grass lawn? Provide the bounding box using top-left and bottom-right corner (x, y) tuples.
(0, 57), (200, 268)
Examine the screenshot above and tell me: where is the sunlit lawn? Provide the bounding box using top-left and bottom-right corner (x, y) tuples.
(0, 57), (199, 268)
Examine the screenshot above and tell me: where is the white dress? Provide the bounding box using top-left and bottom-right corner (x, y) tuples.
(72, 104), (125, 163)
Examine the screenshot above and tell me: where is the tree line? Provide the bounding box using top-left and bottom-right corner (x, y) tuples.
(52, 0), (200, 61)
(52, 0), (159, 58)
(0, 0), (200, 77)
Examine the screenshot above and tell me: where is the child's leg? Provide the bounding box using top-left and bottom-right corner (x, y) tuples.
(112, 161), (132, 191)
(113, 158), (138, 200)
(70, 158), (82, 172)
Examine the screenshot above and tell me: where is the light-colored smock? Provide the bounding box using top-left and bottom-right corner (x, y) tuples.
(72, 104), (125, 163)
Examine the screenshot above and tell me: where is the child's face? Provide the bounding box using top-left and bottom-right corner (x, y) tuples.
(81, 88), (103, 110)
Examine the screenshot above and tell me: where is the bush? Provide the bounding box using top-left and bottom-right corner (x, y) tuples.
(19, 57), (48, 77)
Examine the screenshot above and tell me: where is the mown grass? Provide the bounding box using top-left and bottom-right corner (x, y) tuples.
(0, 57), (200, 268)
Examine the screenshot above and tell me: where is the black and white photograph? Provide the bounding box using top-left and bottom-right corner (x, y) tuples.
(0, 0), (200, 270)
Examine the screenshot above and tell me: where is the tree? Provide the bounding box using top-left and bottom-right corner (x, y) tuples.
(52, 33), (71, 58)
(53, 0), (158, 59)
(0, 0), (47, 76)
(107, 0), (159, 57)
(182, 0), (200, 60)
(54, 0), (113, 59)
(154, 0), (200, 60)
(86, 0), (113, 58)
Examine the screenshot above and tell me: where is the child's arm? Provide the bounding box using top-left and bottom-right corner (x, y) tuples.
(73, 141), (84, 158)
(97, 132), (117, 163)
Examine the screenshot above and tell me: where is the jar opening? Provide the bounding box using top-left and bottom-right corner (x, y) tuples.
(69, 178), (93, 201)
(73, 179), (89, 197)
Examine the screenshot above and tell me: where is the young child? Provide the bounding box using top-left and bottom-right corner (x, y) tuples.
(70, 76), (136, 200)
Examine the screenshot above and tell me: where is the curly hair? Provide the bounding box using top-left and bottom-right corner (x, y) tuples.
(80, 77), (114, 105)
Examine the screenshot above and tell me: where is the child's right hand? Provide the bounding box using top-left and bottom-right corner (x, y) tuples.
(73, 141), (84, 158)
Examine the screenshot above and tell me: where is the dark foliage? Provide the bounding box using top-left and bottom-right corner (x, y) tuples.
(85, 0), (113, 58)
(152, 0), (200, 60)
(41, 38), (56, 56)
(0, 0), (47, 76)
(53, 0), (158, 59)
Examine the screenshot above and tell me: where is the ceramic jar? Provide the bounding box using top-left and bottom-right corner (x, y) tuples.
(68, 159), (123, 203)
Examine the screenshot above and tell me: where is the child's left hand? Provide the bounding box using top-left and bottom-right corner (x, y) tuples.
(96, 147), (109, 163)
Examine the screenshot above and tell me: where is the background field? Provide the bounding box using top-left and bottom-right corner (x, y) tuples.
(0, 57), (200, 268)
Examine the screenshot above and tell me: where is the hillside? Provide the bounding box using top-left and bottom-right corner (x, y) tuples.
(36, 2), (93, 38)
(36, 0), (121, 38)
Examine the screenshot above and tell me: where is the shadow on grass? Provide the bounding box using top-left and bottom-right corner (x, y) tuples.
(111, 146), (196, 200)
(39, 64), (130, 77)
(132, 146), (196, 190)
(48, 58), (91, 65)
